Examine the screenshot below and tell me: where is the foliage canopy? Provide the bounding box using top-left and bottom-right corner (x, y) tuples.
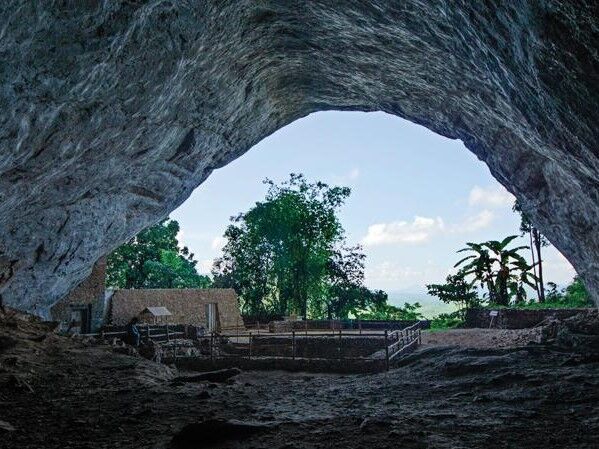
(212, 174), (390, 319)
(106, 219), (211, 289)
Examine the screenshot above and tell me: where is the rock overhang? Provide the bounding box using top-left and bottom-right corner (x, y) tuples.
(0, 1), (597, 312)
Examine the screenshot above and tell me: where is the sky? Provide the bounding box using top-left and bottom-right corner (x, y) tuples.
(171, 111), (576, 308)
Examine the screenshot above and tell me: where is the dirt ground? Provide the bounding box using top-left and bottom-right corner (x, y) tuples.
(1, 310), (599, 449)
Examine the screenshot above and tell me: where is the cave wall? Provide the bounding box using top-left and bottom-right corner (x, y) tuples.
(0, 1), (598, 313)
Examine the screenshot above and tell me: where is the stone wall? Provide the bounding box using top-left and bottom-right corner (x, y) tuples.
(464, 308), (594, 329)
(173, 354), (387, 375)
(49, 258), (107, 331)
(223, 335), (386, 359)
(109, 288), (244, 331)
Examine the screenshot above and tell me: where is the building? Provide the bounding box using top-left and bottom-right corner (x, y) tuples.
(49, 258), (110, 333)
(50, 258), (243, 334)
(109, 287), (243, 333)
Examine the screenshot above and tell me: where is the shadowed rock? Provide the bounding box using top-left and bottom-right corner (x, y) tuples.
(172, 367), (242, 384)
(0, 1), (598, 312)
(170, 419), (274, 448)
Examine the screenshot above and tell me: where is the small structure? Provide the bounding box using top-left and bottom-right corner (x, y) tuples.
(109, 288), (244, 333)
(139, 306), (172, 325)
(50, 259), (244, 334)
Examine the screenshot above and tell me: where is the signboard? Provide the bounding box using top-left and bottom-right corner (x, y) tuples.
(489, 310), (499, 317)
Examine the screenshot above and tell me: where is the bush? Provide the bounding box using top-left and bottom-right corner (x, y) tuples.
(430, 311), (463, 330)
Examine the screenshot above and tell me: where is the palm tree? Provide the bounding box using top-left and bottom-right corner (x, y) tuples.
(455, 236), (537, 306)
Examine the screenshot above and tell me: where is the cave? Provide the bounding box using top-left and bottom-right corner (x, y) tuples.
(0, 1), (598, 314)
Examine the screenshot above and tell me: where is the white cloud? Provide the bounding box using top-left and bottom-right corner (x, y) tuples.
(365, 260), (450, 288)
(451, 209), (494, 233)
(347, 167), (360, 180)
(468, 185), (515, 208)
(362, 216), (445, 246)
(198, 259), (214, 274)
(330, 167), (360, 184)
(211, 236), (227, 251)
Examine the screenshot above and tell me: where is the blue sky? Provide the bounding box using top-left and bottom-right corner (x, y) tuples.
(171, 111), (575, 305)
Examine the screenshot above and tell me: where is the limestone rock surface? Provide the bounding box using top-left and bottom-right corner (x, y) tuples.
(0, 1), (598, 312)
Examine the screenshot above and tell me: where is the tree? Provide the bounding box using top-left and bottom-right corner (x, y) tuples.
(513, 200), (550, 302)
(426, 271), (480, 318)
(106, 219), (211, 289)
(454, 236), (536, 306)
(212, 174), (389, 319)
(357, 300), (423, 321)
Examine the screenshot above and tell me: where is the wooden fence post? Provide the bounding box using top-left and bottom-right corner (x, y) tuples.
(292, 330), (296, 360)
(210, 333), (214, 362)
(385, 330), (389, 371)
(166, 324), (170, 342)
(146, 324), (150, 342)
(338, 329), (342, 360)
(248, 331), (252, 359)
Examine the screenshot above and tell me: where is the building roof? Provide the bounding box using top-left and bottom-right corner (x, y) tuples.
(141, 306), (172, 317)
(109, 288), (243, 330)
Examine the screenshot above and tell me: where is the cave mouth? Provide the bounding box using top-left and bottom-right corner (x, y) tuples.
(171, 110), (576, 304)
(0, 1), (597, 315)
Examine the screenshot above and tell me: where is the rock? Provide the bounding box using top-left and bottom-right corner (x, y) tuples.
(0, 335), (17, 352)
(0, 2), (598, 312)
(170, 419), (274, 448)
(359, 417), (393, 434)
(0, 419), (15, 432)
(197, 390), (210, 400)
(172, 368), (242, 384)
(5, 374), (34, 393)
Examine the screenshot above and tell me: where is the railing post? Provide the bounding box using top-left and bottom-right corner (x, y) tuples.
(338, 329), (342, 360)
(385, 330), (389, 371)
(146, 324), (150, 342)
(248, 331), (252, 359)
(292, 330), (296, 360)
(210, 333), (214, 362)
(166, 324), (170, 342)
(359, 319), (362, 335)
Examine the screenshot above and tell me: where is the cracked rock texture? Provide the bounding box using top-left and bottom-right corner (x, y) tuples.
(0, 1), (598, 313)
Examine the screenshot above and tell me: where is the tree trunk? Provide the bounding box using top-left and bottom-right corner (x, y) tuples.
(529, 230), (541, 301)
(533, 228), (545, 302)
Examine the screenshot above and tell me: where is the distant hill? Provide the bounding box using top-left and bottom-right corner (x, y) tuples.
(386, 291), (458, 319)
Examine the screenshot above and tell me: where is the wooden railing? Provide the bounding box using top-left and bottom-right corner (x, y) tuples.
(385, 321), (423, 369)
(81, 324), (185, 342)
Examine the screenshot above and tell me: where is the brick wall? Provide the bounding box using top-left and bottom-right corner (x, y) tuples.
(110, 288), (244, 331)
(50, 258), (107, 331)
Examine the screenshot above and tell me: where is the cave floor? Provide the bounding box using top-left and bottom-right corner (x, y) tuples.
(1, 313), (599, 449)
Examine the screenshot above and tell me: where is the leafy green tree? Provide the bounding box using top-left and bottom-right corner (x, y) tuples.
(106, 219), (211, 289)
(513, 200), (550, 302)
(357, 301), (423, 321)
(543, 276), (592, 308)
(212, 174), (389, 319)
(426, 271), (480, 318)
(454, 236), (536, 306)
